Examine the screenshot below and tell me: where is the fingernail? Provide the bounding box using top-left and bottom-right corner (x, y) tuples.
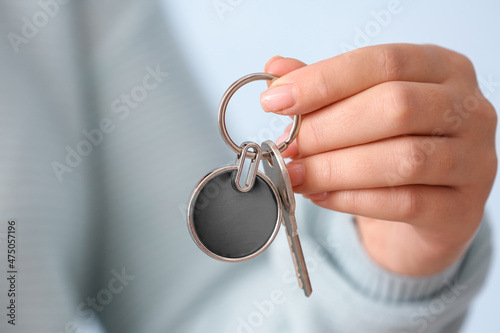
(303, 192), (328, 201)
(260, 85), (296, 113)
(287, 162), (305, 187)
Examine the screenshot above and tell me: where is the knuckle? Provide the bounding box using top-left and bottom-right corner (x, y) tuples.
(453, 52), (475, 74)
(482, 100), (498, 125)
(425, 44), (475, 76)
(341, 190), (359, 209)
(398, 187), (422, 221)
(440, 143), (461, 176)
(306, 116), (326, 150)
(469, 98), (497, 133)
(378, 45), (405, 82)
(446, 50), (477, 81)
(385, 82), (414, 126)
(398, 140), (427, 180)
(318, 155), (336, 187)
(434, 83), (459, 108)
(314, 69), (333, 101)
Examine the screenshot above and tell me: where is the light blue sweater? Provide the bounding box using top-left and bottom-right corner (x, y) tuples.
(0, 1), (492, 332)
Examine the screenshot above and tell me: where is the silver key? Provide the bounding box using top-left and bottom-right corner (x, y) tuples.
(262, 140), (312, 297)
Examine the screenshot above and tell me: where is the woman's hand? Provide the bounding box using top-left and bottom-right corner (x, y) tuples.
(261, 44), (497, 276)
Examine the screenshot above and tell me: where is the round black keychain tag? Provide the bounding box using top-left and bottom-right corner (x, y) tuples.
(187, 164), (281, 262)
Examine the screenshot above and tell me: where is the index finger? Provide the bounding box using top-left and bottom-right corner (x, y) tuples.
(260, 44), (460, 115)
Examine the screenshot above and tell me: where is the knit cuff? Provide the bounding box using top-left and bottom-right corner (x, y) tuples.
(311, 210), (468, 302)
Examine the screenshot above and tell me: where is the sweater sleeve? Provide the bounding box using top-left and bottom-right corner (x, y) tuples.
(270, 203), (492, 333)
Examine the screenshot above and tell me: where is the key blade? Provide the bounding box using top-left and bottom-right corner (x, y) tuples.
(262, 140), (312, 297)
(284, 213), (312, 297)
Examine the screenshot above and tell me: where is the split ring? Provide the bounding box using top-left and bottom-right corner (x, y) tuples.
(217, 72), (301, 159)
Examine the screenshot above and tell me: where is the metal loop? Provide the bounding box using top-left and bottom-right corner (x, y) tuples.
(218, 72), (301, 159)
(234, 142), (262, 192)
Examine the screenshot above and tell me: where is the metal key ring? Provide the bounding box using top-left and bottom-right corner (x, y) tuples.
(218, 73), (301, 159)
